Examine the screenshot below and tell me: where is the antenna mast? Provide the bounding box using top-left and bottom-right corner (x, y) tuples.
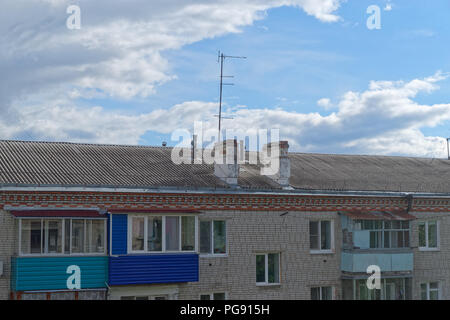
(217, 51), (246, 142)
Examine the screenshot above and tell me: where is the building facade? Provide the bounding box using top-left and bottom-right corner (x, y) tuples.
(1, 140), (450, 300)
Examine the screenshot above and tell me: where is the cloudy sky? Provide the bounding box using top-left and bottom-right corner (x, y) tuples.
(1, 0), (450, 157)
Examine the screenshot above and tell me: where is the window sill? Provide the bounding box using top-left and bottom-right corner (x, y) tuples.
(310, 250), (334, 255)
(256, 283), (281, 287)
(418, 247), (440, 252)
(200, 254), (228, 258)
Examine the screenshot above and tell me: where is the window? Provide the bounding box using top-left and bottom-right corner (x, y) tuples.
(147, 216), (162, 251)
(129, 215), (197, 253)
(310, 220), (333, 252)
(311, 287), (333, 300)
(200, 293), (226, 300)
(418, 221), (439, 250)
(256, 253), (280, 285)
(199, 220), (227, 255)
(356, 220), (410, 249)
(421, 282), (440, 300)
(19, 218), (106, 255)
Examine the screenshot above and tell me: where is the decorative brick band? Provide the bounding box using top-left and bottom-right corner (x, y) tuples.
(1, 190), (450, 212)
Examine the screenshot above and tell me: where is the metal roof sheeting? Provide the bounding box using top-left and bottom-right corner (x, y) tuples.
(1, 140), (450, 193)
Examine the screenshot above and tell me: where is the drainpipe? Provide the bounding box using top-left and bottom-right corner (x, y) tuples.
(405, 194), (413, 213)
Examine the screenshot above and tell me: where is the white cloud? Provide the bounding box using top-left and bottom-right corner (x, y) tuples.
(2, 72), (450, 158)
(0, 0), (344, 107)
(317, 98), (333, 109)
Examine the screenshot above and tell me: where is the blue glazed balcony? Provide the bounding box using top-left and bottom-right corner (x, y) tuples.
(108, 253), (199, 286)
(341, 251), (413, 273)
(11, 256), (108, 291)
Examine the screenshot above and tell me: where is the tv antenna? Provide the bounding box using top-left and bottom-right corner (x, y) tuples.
(216, 51), (246, 142)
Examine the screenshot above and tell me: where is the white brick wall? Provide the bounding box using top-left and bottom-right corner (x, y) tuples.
(178, 210), (342, 300)
(0, 210), (17, 300)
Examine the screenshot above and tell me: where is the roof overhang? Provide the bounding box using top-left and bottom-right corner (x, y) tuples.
(10, 210), (105, 218)
(340, 210), (416, 220)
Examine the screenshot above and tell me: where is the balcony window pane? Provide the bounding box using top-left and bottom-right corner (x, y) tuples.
(131, 217), (144, 251)
(321, 221), (331, 250)
(256, 255), (265, 283)
(90, 220), (105, 253)
(200, 221), (211, 254)
(213, 221), (226, 254)
(181, 216), (195, 251)
(71, 220), (85, 253)
(45, 220), (62, 254)
(148, 216), (162, 251)
(21, 219), (42, 254)
(309, 221), (319, 250)
(165, 216), (180, 251)
(267, 253), (279, 283)
(64, 220), (70, 254)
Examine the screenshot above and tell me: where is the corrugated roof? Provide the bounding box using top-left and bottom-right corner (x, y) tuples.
(1, 140), (450, 193)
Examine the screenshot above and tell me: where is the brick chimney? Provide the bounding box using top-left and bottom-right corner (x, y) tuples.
(261, 141), (290, 187)
(214, 139), (239, 186)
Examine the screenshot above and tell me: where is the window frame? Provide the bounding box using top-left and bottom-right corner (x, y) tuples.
(418, 220), (440, 251)
(199, 219), (228, 257)
(199, 292), (227, 300)
(255, 252), (281, 286)
(127, 214), (198, 254)
(311, 286), (334, 300)
(18, 217), (107, 257)
(309, 219), (335, 254)
(420, 282), (440, 300)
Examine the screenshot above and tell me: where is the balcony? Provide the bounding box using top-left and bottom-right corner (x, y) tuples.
(108, 253), (199, 286)
(341, 250), (413, 273)
(11, 256), (108, 291)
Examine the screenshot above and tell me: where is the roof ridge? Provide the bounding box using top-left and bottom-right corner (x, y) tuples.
(0, 139), (170, 149)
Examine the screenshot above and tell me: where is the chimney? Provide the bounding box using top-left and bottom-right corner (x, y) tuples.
(214, 139), (239, 186)
(261, 141), (290, 187)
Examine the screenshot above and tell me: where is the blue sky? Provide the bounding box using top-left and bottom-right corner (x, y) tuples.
(2, 0), (450, 157)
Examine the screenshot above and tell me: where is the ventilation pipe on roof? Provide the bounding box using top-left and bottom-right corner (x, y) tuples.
(261, 141), (291, 188)
(214, 139), (239, 186)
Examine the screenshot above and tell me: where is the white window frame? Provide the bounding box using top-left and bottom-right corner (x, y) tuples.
(127, 215), (198, 254)
(310, 220), (335, 254)
(418, 220), (440, 251)
(199, 292), (227, 300)
(311, 286), (335, 300)
(199, 219), (228, 257)
(421, 282), (440, 300)
(18, 217), (107, 257)
(255, 252), (281, 286)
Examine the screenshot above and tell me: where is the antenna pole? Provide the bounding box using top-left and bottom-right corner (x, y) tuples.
(216, 51), (246, 142)
(218, 52), (224, 142)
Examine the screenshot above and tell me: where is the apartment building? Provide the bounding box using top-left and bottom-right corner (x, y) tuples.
(1, 139), (450, 300)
